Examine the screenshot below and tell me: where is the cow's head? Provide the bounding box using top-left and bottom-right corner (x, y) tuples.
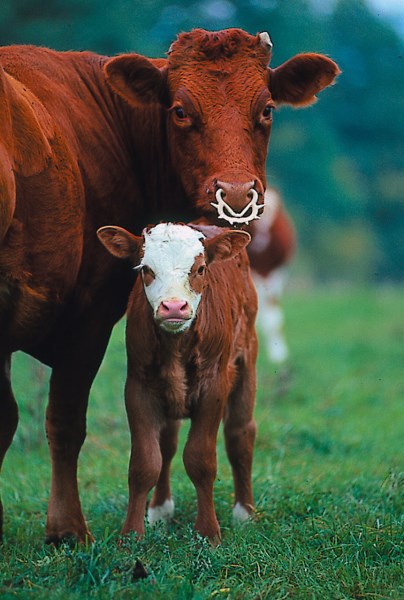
(104, 29), (340, 226)
(97, 223), (250, 333)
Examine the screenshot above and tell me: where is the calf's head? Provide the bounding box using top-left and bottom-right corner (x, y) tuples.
(105, 28), (340, 226)
(97, 223), (250, 333)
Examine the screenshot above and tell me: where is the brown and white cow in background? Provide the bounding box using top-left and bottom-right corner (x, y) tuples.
(0, 28), (339, 543)
(97, 223), (257, 544)
(248, 188), (296, 364)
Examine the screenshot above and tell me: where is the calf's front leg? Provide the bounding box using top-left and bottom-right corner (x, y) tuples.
(121, 377), (162, 536)
(148, 419), (180, 525)
(183, 406), (222, 544)
(224, 355), (257, 522)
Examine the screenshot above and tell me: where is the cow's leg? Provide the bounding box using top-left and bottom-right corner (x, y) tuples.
(223, 355), (257, 523)
(148, 419), (180, 525)
(121, 376), (162, 536)
(45, 323), (114, 544)
(183, 398), (223, 544)
(0, 354), (18, 541)
(255, 268), (289, 364)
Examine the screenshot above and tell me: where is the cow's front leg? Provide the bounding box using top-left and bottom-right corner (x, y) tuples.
(45, 361), (95, 544)
(121, 376), (162, 536)
(0, 354), (19, 542)
(45, 319), (115, 544)
(183, 400), (223, 544)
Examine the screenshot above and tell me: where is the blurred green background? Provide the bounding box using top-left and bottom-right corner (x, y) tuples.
(1, 0), (403, 283)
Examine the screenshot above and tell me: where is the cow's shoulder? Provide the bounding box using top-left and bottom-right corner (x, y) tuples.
(0, 60), (54, 176)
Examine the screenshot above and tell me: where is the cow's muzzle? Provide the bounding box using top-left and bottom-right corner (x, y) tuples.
(210, 180), (265, 226)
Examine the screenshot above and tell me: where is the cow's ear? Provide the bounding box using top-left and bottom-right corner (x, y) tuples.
(204, 230), (251, 264)
(104, 54), (168, 107)
(97, 226), (143, 262)
(269, 53), (340, 107)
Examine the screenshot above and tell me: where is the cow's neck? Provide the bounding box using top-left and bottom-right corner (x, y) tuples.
(111, 96), (192, 231)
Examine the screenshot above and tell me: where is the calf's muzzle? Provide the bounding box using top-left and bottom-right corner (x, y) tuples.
(158, 299), (191, 320)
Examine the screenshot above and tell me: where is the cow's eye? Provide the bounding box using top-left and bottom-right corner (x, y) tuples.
(175, 106), (186, 119)
(262, 105), (273, 119)
(197, 265), (206, 275)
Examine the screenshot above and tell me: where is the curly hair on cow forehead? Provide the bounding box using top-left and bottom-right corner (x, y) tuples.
(168, 28), (271, 64)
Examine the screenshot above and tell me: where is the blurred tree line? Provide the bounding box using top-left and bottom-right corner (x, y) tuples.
(0, 0), (403, 282)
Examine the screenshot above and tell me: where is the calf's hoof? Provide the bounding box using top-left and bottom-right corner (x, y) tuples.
(232, 502), (254, 523)
(148, 498), (175, 525)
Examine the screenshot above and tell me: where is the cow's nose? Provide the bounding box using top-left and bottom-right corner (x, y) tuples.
(210, 179), (265, 225)
(216, 180), (257, 208)
(158, 300), (191, 320)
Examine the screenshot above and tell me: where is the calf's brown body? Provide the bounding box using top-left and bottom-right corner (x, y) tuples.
(98, 224), (257, 542)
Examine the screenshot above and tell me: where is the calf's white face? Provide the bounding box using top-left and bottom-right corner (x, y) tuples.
(97, 222), (251, 334)
(139, 223), (206, 333)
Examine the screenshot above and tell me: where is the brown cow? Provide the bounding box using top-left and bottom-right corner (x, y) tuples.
(0, 29), (339, 543)
(97, 222), (256, 544)
(248, 188), (296, 363)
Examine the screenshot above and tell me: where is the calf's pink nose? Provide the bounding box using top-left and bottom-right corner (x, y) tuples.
(158, 300), (190, 319)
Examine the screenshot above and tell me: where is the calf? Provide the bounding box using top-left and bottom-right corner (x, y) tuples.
(97, 222), (257, 543)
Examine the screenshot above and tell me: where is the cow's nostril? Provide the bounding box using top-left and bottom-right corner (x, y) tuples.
(247, 189), (259, 202)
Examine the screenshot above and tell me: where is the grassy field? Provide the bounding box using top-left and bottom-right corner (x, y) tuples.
(1, 286), (403, 599)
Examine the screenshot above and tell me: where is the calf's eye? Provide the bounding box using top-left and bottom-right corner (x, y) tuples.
(197, 265), (206, 275)
(141, 265), (156, 285)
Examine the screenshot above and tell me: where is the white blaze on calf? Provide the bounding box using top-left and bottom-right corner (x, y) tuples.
(138, 223), (205, 333)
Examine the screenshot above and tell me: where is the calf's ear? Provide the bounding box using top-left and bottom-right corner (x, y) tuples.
(104, 55), (168, 107)
(97, 226), (143, 262)
(269, 53), (340, 107)
(204, 230), (251, 264)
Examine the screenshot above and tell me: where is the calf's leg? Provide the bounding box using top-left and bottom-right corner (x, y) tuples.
(0, 354), (18, 541)
(183, 403), (223, 544)
(148, 419), (180, 524)
(121, 377), (162, 536)
(223, 357), (257, 521)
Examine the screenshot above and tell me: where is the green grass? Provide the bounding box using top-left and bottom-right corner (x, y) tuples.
(1, 286), (403, 599)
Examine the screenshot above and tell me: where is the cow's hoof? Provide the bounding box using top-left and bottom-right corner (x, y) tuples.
(45, 530), (93, 547)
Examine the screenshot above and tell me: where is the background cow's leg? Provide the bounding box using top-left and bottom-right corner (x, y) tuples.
(183, 401), (223, 544)
(45, 321), (114, 544)
(255, 268), (289, 364)
(0, 354), (19, 541)
(121, 377), (162, 536)
(223, 357), (257, 522)
(148, 419), (180, 525)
